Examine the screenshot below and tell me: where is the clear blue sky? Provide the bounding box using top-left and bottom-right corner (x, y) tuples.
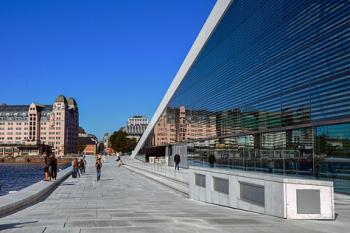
(0, 0), (216, 140)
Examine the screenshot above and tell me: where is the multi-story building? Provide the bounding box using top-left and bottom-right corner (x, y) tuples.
(148, 107), (216, 147)
(103, 133), (114, 154)
(0, 95), (79, 156)
(78, 133), (98, 155)
(127, 116), (149, 126)
(133, 0), (350, 194)
(123, 116), (149, 141)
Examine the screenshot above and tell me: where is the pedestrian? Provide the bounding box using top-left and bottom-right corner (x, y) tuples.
(47, 154), (53, 181)
(51, 155), (58, 180)
(43, 152), (49, 181)
(208, 154), (216, 168)
(79, 158), (85, 175)
(174, 154), (181, 171)
(83, 155), (87, 170)
(73, 158), (80, 178)
(96, 158), (102, 181)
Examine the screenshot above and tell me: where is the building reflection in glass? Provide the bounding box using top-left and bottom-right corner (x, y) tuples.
(140, 104), (350, 194)
(137, 0), (350, 193)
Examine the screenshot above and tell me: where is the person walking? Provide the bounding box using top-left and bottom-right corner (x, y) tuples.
(47, 154), (53, 181)
(51, 155), (58, 180)
(174, 154), (181, 171)
(73, 158), (80, 178)
(43, 152), (49, 181)
(79, 158), (85, 175)
(208, 154), (216, 168)
(96, 158), (102, 181)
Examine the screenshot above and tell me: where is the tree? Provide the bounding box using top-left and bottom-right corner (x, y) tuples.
(109, 129), (137, 153)
(125, 138), (137, 153)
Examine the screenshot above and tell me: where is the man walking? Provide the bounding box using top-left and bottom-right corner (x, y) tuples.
(174, 154), (181, 171)
(79, 158), (85, 175)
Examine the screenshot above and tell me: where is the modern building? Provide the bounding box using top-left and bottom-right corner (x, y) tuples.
(123, 116), (149, 141)
(133, 0), (350, 194)
(0, 95), (79, 156)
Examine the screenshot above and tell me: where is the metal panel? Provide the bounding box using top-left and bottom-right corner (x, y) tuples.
(297, 189), (321, 214)
(213, 177), (229, 194)
(240, 182), (265, 206)
(195, 174), (206, 188)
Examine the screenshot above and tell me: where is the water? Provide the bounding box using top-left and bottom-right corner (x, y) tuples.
(0, 163), (69, 196)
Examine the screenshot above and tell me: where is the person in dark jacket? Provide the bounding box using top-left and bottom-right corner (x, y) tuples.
(47, 154), (53, 181)
(96, 157), (102, 181)
(208, 154), (216, 168)
(174, 154), (181, 171)
(79, 158), (85, 175)
(51, 155), (58, 180)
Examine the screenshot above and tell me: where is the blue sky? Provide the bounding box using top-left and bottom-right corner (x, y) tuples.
(0, 0), (215, 140)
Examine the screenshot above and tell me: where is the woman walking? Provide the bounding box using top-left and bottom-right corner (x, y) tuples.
(96, 157), (102, 181)
(73, 158), (80, 178)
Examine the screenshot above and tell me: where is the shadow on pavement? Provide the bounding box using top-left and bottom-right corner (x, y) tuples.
(60, 183), (76, 186)
(0, 221), (38, 231)
(100, 178), (114, 181)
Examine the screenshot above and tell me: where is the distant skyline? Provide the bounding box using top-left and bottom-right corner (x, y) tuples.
(0, 0), (216, 140)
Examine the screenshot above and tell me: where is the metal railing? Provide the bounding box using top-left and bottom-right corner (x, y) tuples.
(125, 157), (188, 183)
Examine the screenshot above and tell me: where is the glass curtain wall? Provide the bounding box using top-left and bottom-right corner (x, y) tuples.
(140, 0), (350, 193)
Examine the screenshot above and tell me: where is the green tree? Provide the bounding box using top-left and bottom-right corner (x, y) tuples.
(109, 129), (137, 153)
(125, 138), (137, 153)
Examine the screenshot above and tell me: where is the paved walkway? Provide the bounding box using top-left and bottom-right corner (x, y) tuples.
(0, 157), (349, 233)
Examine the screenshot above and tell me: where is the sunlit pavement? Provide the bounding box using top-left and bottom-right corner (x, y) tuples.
(0, 156), (349, 233)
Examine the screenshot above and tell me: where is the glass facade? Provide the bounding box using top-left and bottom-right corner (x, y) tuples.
(139, 0), (350, 193)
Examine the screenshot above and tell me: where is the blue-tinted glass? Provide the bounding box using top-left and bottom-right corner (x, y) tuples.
(140, 0), (350, 193)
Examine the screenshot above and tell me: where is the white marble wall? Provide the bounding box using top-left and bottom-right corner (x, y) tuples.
(189, 167), (335, 219)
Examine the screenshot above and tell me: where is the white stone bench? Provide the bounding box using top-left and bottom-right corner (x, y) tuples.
(189, 167), (334, 219)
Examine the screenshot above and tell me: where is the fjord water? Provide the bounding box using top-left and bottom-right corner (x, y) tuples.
(0, 163), (69, 196)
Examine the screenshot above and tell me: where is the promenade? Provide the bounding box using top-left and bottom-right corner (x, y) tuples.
(0, 156), (349, 233)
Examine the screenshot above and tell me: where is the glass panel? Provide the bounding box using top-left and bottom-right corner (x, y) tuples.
(138, 0), (350, 194)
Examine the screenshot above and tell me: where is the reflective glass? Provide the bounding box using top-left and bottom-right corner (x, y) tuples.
(139, 0), (350, 193)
